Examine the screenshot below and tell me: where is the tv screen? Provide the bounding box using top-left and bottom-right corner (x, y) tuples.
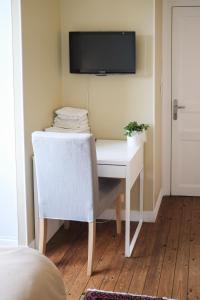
(69, 31), (136, 74)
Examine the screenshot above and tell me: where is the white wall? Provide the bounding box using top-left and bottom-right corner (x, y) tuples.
(0, 0), (18, 245)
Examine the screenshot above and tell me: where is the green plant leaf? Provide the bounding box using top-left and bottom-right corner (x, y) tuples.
(124, 121), (149, 136)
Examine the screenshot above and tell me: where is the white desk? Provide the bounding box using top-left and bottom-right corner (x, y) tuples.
(33, 139), (144, 257)
(96, 140), (144, 257)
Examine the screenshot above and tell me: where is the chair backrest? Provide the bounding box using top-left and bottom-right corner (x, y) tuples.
(32, 132), (99, 222)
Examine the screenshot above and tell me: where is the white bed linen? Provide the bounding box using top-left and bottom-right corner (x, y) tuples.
(0, 247), (66, 300)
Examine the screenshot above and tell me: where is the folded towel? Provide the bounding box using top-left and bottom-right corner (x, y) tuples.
(53, 122), (89, 131)
(45, 126), (91, 133)
(55, 114), (87, 122)
(54, 116), (89, 129)
(55, 107), (88, 119)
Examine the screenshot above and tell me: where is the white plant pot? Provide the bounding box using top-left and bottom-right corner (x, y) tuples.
(127, 131), (146, 148)
(141, 131), (147, 143)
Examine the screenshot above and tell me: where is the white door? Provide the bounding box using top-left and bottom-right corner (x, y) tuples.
(171, 7), (200, 196)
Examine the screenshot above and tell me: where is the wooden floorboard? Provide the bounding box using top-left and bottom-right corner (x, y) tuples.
(172, 198), (192, 300)
(46, 196), (200, 300)
(188, 198), (200, 300)
(128, 223), (157, 295)
(46, 222), (84, 266)
(114, 223), (151, 294)
(157, 198), (183, 298)
(67, 222), (115, 299)
(142, 197), (172, 296)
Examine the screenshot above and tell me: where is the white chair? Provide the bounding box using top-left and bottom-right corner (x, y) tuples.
(32, 132), (123, 276)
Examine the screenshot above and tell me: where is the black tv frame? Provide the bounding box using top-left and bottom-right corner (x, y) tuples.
(69, 31), (136, 75)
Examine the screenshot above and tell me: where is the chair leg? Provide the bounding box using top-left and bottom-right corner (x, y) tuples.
(39, 218), (47, 254)
(87, 221), (96, 276)
(115, 193), (124, 234)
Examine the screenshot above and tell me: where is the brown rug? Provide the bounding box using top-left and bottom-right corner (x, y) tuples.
(83, 290), (174, 300)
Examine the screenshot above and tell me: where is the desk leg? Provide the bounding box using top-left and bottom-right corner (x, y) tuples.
(139, 169), (144, 221)
(33, 159), (39, 250)
(125, 169), (144, 257)
(125, 184), (131, 257)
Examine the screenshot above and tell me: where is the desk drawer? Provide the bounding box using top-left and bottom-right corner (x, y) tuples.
(97, 164), (126, 178)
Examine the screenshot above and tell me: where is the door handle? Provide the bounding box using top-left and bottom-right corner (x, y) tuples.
(173, 99), (186, 120)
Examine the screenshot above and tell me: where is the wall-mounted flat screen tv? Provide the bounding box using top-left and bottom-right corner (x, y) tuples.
(69, 31), (136, 75)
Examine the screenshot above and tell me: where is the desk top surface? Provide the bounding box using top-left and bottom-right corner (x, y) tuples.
(96, 139), (141, 166)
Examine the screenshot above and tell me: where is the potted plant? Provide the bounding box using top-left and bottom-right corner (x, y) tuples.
(124, 121), (149, 147)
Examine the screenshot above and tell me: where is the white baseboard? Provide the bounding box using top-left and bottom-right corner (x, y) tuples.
(29, 190), (164, 248)
(99, 189), (164, 223)
(30, 220), (64, 250)
(153, 189), (164, 221)
(0, 237), (18, 246)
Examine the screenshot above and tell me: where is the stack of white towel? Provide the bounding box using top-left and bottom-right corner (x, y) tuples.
(45, 107), (90, 133)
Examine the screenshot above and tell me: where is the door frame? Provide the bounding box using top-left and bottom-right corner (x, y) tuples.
(12, 0), (28, 245)
(162, 0), (200, 195)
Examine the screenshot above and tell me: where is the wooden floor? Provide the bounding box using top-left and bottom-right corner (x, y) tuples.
(46, 196), (200, 300)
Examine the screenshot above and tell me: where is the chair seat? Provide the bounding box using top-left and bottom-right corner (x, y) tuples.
(97, 178), (122, 217)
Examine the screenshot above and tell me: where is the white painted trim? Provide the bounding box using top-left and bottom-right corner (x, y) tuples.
(167, 0), (200, 5)
(99, 208), (152, 223)
(100, 189), (163, 223)
(162, 0), (200, 196)
(29, 220), (64, 250)
(11, 0), (28, 245)
(30, 190), (164, 249)
(152, 0), (156, 207)
(0, 237), (18, 246)
(162, 0), (172, 195)
(153, 189), (164, 221)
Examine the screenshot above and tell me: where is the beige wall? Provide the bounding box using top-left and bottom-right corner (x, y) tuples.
(20, 0), (163, 242)
(154, 0), (163, 204)
(21, 0), (62, 243)
(60, 0), (155, 210)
